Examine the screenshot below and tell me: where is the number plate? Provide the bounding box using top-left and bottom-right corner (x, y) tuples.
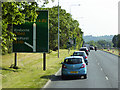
(70, 71), (78, 73)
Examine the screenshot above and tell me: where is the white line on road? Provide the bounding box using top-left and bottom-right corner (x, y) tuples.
(98, 63), (99, 65)
(105, 76), (109, 80)
(101, 68), (103, 71)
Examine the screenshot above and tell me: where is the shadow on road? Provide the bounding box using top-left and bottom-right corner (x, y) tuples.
(40, 74), (85, 81)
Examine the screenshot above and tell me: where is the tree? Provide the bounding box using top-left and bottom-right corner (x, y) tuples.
(112, 34), (120, 48)
(1, 1), (54, 55)
(86, 40), (113, 49)
(86, 40), (95, 46)
(38, 6), (83, 50)
(1, 1), (83, 55)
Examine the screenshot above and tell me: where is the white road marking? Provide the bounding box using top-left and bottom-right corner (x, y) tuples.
(101, 68), (103, 71)
(98, 63), (99, 65)
(105, 76), (109, 80)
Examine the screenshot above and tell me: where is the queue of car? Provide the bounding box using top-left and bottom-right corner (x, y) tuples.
(61, 46), (90, 80)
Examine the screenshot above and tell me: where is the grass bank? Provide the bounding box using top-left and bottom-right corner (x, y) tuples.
(102, 48), (120, 56)
(1, 49), (75, 88)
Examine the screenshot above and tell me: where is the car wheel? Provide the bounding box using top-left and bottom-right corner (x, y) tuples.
(84, 74), (87, 79)
(61, 75), (66, 80)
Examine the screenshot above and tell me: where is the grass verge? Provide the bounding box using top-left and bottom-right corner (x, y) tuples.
(1, 49), (75, 88)
(102, 49), (120, 56)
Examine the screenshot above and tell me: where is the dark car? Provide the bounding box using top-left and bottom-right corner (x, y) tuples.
(90, 46), (94, 50)
(79, 47), (89, 56)
(95, 46), (97, 51)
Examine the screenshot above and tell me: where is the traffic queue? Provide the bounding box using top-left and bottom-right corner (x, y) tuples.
(61, 46), (97, 79)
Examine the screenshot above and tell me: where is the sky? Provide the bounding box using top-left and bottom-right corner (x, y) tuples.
(38, 0), (119, 36)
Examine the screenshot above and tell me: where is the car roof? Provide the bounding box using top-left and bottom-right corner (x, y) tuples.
(74, 51), (85, 53)
(65, 56), (83, 59)
(80, 47), (88, 49)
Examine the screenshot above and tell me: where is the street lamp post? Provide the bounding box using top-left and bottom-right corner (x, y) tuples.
(70, 4), (80, 15)
(69, 4), (80, 50)
(58, 0), (60, 58)
(57, 3), (80, 57)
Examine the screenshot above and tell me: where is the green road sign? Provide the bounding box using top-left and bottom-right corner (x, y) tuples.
(13, 11), (49, 53)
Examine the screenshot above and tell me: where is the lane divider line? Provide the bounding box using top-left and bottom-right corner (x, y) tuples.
(105, 76), (109, 80)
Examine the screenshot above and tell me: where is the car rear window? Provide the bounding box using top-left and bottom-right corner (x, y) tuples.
(73, 52), (85, 56)
(64, 58), (82, 64)
(80, 49), (87, 51)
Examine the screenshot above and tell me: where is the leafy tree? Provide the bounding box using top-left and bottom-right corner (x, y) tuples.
(1, 1), (83, 55)
(1, 2), (38, 54)
(38, 6), (83, 50)
(86, 40), (95, 46)
(112, 34), (120, 48)
(1, 1), (53, 55)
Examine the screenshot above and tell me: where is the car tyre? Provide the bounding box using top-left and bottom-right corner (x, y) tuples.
(84, 74), (87, 79)
(61, 75), (66, 80)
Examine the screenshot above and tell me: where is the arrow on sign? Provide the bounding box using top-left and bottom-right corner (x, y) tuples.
(24, 42), (33, 49)
(24, 23), (36, 52)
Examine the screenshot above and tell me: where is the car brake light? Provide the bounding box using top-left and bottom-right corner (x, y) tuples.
(85, 56), (87, 59)
(62, 64), (67, 68)
(81, 64), (85, 68)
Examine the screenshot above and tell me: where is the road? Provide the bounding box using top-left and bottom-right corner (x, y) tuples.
(43, 50), (118, 88)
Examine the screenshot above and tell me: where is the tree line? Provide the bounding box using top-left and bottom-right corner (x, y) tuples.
(85, 40), (113, 49)
(85, 34), (120, 49)
(1, 1), (83, 55)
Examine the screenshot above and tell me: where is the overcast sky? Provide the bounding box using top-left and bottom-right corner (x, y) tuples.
(38, 0), (119, 36)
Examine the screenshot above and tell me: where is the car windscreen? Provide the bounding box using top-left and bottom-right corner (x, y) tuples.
(64, 58), (82, 64)
(73, 52), (85, 56)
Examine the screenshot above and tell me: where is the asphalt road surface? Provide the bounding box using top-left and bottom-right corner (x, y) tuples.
(43, 50), (118, 88)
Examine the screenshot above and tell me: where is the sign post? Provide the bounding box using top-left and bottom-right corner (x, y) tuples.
(43, 53), (46, 70)
(15, 53), (17, 67)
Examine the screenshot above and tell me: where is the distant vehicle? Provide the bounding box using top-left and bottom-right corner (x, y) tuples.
(95, 46), (97, 51)
(61, 56), (87, 79)
(79, 47), (89, 56)
(90, 46), (94, 50)
(72, 51), (88, 65)
(83, 44), (90, 52)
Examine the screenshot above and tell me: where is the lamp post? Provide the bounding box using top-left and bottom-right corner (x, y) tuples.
(69, 4), (80, 50)
(58, 0), (60, 58)
(70, 4), (80, 15)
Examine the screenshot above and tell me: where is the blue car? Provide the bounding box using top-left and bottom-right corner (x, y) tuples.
(73, 51), (88, 65)
(61, 56), (87, 79)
